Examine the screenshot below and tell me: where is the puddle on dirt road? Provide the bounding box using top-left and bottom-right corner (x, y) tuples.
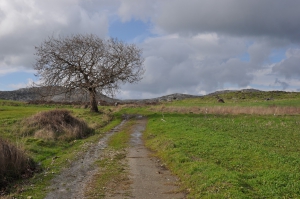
(130, 121), (145, 146)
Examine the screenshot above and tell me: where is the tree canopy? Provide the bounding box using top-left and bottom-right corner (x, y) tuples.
(34, 34), (144, 112)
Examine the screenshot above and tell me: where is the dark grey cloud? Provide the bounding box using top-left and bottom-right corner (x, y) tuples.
(155, 0), (300, 42)
(118, 0), (155, 22)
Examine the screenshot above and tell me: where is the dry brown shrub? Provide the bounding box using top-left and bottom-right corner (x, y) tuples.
(21, 109), (92, 141)
(0, 138), (35, 189)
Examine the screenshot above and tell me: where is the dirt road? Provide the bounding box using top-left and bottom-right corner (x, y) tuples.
(125, 117), (185, 198)
(104, 116), (185, 199)
(44, 120), (128, 199)
(45, 116), (185, 199)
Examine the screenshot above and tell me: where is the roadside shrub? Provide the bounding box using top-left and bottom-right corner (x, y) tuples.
(21, 109), (92, 141)
(0, 138), (35, 189)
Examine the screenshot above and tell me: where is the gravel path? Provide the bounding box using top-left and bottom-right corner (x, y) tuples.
(44, 120), (128, 199)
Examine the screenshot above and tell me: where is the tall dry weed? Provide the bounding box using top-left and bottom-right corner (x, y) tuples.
(152, 106), (300, 115)
(21, 109), (92, 141)
(0, 138), (35, 189)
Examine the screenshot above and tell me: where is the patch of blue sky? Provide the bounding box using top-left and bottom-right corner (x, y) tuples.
(269, 48), (287, 63)
(0, 71), (37, 91)
(108, 19), (154, 43)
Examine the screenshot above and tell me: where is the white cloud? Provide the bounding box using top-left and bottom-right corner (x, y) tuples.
(0, 66), (35, 76)
(119, 34), (255, 96)
(0, 0), (109, 72)
(118, 32), (298, 98)
(0, 66), (19, 76)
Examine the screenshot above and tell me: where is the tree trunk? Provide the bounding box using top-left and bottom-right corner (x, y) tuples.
(89, 88), (99, 112)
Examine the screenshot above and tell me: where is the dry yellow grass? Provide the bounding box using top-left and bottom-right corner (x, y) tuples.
(150, 105), (300, 115)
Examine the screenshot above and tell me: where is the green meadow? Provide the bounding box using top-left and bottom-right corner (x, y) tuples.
(1, 90), (300, 198)
(144, 113), (300, 198)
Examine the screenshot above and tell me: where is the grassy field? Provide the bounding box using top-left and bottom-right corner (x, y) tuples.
(144, 113), (300, 198)
(1, 90), (300, 198)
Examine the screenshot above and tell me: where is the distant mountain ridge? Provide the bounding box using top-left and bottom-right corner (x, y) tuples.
(207, 89), (262, 96)
(0, 87), (289, 103)
(0, 87), (117, 103)
(0, 87), (204, 103)
(121, 93), (202, 104)
(0, 88), (39, 101)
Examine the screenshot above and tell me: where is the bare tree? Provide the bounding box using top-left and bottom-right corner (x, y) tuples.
(33, 34), (144, 112)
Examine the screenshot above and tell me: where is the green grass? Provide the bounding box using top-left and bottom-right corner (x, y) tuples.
(108, 124), (132, 150)
(144, 113), (300, 198)
(0, 102), (53, 140)
(0, 100), (122, 198)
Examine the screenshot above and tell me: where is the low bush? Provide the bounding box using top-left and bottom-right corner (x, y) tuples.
(0, 138), (35, 189)
(21, 109), (92, 141)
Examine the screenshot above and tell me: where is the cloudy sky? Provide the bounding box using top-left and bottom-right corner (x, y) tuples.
(1, 0), (300, 99)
